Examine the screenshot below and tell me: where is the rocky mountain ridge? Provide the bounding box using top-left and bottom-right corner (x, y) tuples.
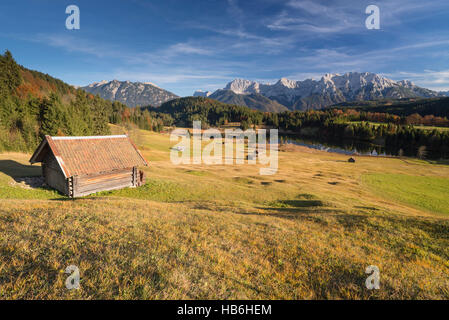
(196, 72), (442, 111)
(82, 80), (178, 107)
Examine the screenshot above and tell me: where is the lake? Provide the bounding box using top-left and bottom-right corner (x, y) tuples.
(282, 134), (448, 160)
(283, 135), (390, 157)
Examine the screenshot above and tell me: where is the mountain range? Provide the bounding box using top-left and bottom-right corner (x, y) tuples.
(195, 72), (443, 111)
(82, 80), (178, 107)
(82, 73), (446, 112)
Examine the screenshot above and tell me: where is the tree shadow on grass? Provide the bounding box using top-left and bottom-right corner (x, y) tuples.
(335, 214), (369, 231)
(229, 198), (337, 224)
(0, 160), (41, 178)
(0, 160), (68, 199)
(430, 160), (449, 166)
(275, 200), (325, 207)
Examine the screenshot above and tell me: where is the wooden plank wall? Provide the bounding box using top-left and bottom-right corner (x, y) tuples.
(73, 168), (134, 197)
(43, 153), (69, 195)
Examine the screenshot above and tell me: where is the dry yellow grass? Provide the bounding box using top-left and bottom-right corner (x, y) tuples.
(0, 128), (448, 299)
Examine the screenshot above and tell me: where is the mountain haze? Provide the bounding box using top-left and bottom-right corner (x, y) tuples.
(82, 80), (178, 107)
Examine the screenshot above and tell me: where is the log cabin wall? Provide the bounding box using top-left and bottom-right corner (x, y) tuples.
(73, 168), (135, 198)
(42, 153), (69, 195)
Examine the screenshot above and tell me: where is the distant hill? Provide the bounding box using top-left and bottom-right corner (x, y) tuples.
(153, 96), (263, 127)
(157, 96), (249, 114)
(332, 97), (449, 117)
(195, 72), (442, 111)
(82, 80), (178, 107)
(209, 89), (289, 112)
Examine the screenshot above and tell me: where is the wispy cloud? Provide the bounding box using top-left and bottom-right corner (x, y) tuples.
(267, 0), (449, 35)
(386, 70), (449, 91)
(226, 0), (245, 25)
(32, 34), (123, 59)
(35, 34), (214, 61)
(167, 43), (212, 55)
(267, 0), (363, 34)
(288, 39), (449, 74)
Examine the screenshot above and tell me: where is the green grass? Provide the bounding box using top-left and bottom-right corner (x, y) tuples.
(95, 179), (187, 202)
(0, 154), (64, 200)
(414, 125), (449, 132)
(362, 173), (449, 216)
(184, 170), (208, 176)
(0, 185), (63, 200)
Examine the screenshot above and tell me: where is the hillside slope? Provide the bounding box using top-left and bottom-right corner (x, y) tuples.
(0, 51), (129, 152)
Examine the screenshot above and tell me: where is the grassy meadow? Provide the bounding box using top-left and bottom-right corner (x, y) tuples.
(0, 126), (448, 299)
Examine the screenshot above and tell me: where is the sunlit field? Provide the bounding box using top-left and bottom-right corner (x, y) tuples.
(0, 127), (448, 299)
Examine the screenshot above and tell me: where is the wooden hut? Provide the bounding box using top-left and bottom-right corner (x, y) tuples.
(30, 135), (148, 198)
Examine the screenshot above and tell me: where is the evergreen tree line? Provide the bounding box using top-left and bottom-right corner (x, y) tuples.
(109, 101), (174, 132)
(147, 97), (265, 128)
(335, 97), (449, 118)
(270, 110), (449, 159)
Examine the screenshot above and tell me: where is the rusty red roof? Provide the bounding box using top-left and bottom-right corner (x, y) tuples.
(30, 135), (148, 178)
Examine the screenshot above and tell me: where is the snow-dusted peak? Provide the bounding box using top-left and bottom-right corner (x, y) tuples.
(82, 80), (178, 107)
(321, 72), (398, 92)
(276, 78), (298, 88)
(397, 80), (415, 88)
(225, 79), (259, 94)
(87, 80), (109, 88)
(144, 82), (161, 88)
(193, 90), (213, 97)
(321, 73), (339, 82)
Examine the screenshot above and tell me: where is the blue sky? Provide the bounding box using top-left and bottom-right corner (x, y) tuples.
(1, 0), (449, 96)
